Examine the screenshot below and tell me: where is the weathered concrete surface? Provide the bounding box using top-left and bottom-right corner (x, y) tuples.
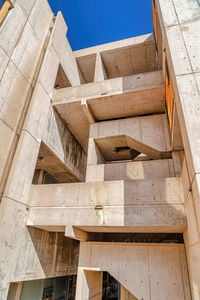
(156, 1), (200, 298)
(74, 33), (158, 78)
(86, 159), (175, 182)
(12, 228), (79, 282)
(0, 4), (85, 298)
(0, 0), (199, 298)
(0, 0), (52, 198)
(27, 178), (186, 233)
(76, 242), (191, 300)
(88, 114), (171, 163)
(75, 269), (102, 300)
(35, 142), (86, 183)
(53, 70), (165, 149)
(42, 109), (87, 182)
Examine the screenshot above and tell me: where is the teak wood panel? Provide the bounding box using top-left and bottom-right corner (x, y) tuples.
(0, 0), (12, 24)
(165, 62), (175, 136)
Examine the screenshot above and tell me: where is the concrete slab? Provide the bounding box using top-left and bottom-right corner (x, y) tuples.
(11, 21), (42, 84)
(166, 25), (192, 76)
(173, 0), (200, 24)
(89, 114), (171, 161)
(29, 0), (52, 43)
(17, 0), (35, 17)
(0, 120), (14, 179)
(3, 131), (40, 204)
(157, 0), (178, 28)
(181, 20), (200, 73)
(27, 178), (186, 232)
(73, 33), (155, 57)
(53, 71), (165, 150)
(0, 47), (9, 80)
(0, 2), (27, 57)
(76, 54), (96, 83)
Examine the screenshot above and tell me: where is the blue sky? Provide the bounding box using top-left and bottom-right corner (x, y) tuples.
(48, 0), (153, 51)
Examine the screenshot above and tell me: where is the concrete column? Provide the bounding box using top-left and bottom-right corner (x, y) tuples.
(94, 52), (107, 82)
(75, 268), (103, 300)
(87, 138), (105, 166)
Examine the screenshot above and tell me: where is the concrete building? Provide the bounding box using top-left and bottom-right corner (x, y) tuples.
(0, 0), (200, 299)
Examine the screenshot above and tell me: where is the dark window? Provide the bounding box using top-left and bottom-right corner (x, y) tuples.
(42, 172), (58, 184)
(166, 60), (170, 84)
(103, 272), (120, 300)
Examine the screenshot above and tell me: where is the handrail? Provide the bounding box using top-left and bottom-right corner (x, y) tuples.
(0, 0), (13, 24)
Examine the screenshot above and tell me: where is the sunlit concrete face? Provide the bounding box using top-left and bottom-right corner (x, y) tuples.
(0, 0), (199, 299)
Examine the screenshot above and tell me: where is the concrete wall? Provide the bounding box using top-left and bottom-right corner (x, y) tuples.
(0, 0), (53, 198)
(0, 0), (199, 299)
(27, 178), (186, 233)
(76, 242), (191, 300)
(155, 0), (200, 298)
(87, 114), (171, 165)
(42, 108), (87, 181)
(13, 228), (79, 282)
(0, 3), (86, 298)
(86, 159), (175, 182)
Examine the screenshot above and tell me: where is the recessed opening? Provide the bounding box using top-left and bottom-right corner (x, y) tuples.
(32, 142), (81, 184)
(103, 272), (120, 300)
(89, 233), (184, 244)
(76, 54), (96, 83)
(54, 64), (72, 89)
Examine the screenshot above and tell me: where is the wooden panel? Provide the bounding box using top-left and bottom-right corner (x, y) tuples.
(0, 0), (12, 24)
(152, 0), (158, 46)
(165, 62), (175, 135)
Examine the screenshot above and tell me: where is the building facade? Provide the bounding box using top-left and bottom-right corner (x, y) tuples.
(0, 0), (200, 299)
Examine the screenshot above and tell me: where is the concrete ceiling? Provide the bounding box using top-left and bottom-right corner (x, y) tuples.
(35, 142), (80, 183)
(74, 33), (158, 80)
(76, 54), (96, 83)
(101, 41), (158, 79)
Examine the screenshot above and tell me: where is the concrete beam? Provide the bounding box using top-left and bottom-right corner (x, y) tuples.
(65, 226), (89, 241)
(27, 178), (186, 233)
(86, 159), (175, 182)
(73, 33), (154, 57)
(74, 34), (158, 78)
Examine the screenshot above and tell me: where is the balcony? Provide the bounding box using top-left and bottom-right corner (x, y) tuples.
(27, 177), (186, 240)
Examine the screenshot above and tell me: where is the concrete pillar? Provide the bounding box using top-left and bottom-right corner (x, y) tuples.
(94, 52), (107, 82)
(87, 138), (105, 166)
(75, 268), (103, 300)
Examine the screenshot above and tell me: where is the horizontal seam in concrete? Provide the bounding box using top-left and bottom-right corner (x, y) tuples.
(28, 203), (185, 208)
(2, 196), (28, 207)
